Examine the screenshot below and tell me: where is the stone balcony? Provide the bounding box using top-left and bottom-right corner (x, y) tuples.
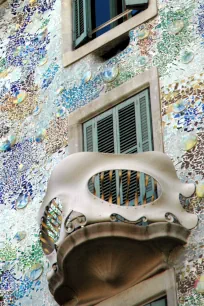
(38, 151), (198, 306)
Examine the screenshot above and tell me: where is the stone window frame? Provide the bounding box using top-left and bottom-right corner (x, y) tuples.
(62, 0), (158, 67)
(68, 66), (163, 154)
(96, 269), (178, 306)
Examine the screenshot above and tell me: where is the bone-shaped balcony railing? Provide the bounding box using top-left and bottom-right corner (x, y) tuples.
(38, 151), (198, 266)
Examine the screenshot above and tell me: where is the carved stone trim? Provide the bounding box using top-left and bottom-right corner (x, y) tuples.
(49, 222), (189, 305)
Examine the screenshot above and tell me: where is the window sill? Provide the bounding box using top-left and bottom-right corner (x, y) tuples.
(62, 0), (158, 68)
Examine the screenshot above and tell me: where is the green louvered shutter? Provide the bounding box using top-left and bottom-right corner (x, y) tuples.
(72, 0), (92, 48)
(83, 110), (116, 153)
(96, 110), (117, 203)
(117, 99), (138, 154)
(136, 89), (153, 153)
(135, 89), (155, 203)
(83, 110), (117, 202)
(83, 119), (95, 152)
(96, 110), (116, 154)
(125, 0), (149, 9)
(83, 119), (96, 194)
(116, 97), (140, 205)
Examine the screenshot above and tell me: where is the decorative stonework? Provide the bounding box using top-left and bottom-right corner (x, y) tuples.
(0, 0), (203, 305)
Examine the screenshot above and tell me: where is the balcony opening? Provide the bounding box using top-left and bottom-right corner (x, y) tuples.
(39, 198), (62, 256)
(88, 169), (159, 206)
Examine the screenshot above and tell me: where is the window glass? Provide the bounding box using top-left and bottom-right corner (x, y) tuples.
(93, 0), (111, 36)
(91, 0), (124, 37)
(145, 296), (167, 306)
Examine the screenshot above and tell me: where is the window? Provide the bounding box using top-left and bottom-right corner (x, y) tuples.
(96, 269), (177, 306)
(61, 0), (158, 67)
(83, 89), (153, 154)
(145, 296), (167, 306)
(68, 67), (162, 154)
(73, 0), (149, 48)
(83, 89), (156, 205)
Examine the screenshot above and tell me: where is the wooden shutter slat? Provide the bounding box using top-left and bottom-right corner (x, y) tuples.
(83, 120), (94, 152)
(138, 90), (154, 202)
(116, 97), (139, 204)
(117, 101), (137, 154)
(135, 89), (155, 203)
(138, 90), (153, 152)
(72, 0), (91, 48)
(97, 112), (115, 153)
(96, 110), (117, 202)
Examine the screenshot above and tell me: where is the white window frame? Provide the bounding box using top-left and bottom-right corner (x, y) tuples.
(68, 67), (163, 154)
(61, 0), (158, 67)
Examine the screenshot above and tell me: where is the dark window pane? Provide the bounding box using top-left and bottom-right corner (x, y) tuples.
(144, 296), (167, 306)
(91, 0), (111, 36)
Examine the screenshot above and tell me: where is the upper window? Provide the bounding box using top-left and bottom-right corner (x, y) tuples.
(73, 0), (149, 48)
(62, 1), (157, 67)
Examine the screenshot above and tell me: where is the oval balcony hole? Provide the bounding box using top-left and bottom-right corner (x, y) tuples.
(88, 170), (160, 206)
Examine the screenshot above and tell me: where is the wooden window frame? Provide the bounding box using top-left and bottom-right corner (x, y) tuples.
(96, 269), (178, 306)
(62, 0), (158, 67)
(68, 67), (163, 154)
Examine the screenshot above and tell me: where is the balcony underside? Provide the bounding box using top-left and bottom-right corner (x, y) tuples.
(49, 222), (189, 306)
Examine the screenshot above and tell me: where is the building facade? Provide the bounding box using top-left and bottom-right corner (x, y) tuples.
(0, 0), (203, 305)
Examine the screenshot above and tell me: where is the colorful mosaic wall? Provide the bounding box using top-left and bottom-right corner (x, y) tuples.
(0, 0), (203, 305)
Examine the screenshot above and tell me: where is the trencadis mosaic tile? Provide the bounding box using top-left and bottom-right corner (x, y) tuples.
(0, 0), (203, 305)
